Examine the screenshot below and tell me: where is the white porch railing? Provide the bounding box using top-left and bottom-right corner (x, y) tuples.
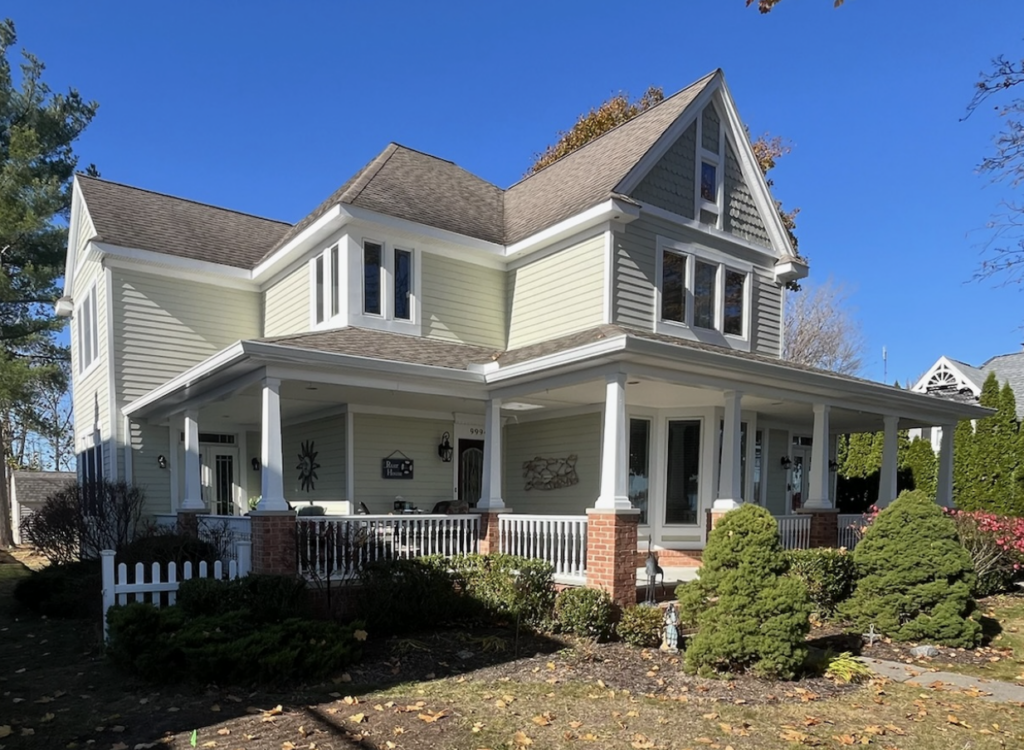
(151, 513), (177, 532)
(197, 514), (252, 561)
(498, 514), (588, 584)
(298, 514), (479, 580)
(100, 547), (251, 641)
(776, 515), (811, 550)
(838, 514), (865, 549)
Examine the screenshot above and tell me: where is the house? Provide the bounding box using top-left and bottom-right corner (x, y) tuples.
(61, 70), (985, 597)
(10, 471), (77, 545)
(909, 351), (1024, 451)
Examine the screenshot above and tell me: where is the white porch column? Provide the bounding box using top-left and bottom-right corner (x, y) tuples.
(877, 415), (900, 508)
(478, 397), (505, 510)
(804, 403), (832, 509)
(936, 422), (955, 508)
(259, 377), (289, 511)
(595, 372), (631, 510)
(180, 409), (204, 510)
(714, 390), (743, 511)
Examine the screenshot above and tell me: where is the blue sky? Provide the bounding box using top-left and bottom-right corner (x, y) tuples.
(9, 0), (1024, 385)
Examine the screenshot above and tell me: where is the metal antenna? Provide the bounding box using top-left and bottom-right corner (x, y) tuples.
(882, 346), (888, 383)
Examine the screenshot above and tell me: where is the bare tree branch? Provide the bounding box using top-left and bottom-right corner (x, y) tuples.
(783, 278), (865, 375)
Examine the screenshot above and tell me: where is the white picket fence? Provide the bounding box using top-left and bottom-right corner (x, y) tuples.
(298, 514), (479, 580)
(197, 514), (252, 561)
(838, 514), (866, 549)
(498, 514), (588, 584)
(776, 515), (812, 550)
(100, 545), (251, 641)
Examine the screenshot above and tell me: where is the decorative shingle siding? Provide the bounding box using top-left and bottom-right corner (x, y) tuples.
(699, 209), (719, 226)
(506, 233), (605, 350)
(263, 262), (310, 337)
(631, 122), (697, 219)
(723, 141), (772, 249)
(113, 269), (261, 404)
(281, 415), (346, 506)
(753, 268), (782, 357)
(422, 254), (506, 348)
(503, 412), (600, 515)
(701, 104), (720, 153)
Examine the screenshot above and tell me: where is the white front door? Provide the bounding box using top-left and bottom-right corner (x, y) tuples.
(789, 446), (811, 513)
(200, 446), (239, 516)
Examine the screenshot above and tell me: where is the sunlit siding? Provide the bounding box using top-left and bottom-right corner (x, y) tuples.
(281, 415), (346, 506)
(421, 254), (506, 349)
(263, 262), (309, 336)
(129, 420), (171, 513)
(507, 234), (605, 350)
(70, 254), (112, 479)
(764, 428), (789, 516)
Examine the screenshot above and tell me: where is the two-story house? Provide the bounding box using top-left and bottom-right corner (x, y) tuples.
(62, 70), (984, 561)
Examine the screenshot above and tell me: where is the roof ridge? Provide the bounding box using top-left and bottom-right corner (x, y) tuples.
(340, 143), (401, 204)
(505, 70), (719, 191)
(76, 173), (292, 226)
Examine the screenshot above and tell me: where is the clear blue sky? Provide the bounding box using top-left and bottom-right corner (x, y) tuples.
(9, 0), (1024, 385)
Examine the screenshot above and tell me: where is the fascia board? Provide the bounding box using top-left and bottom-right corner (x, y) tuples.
(638, 203), (777, 265)
(123, 342), (250, 417)
(484, 336), (629, 383)
(94, 242), (255, 285)
(250, 205), (347, 280)
(505, 199), (640, 260)
(340, 205), (506, 257)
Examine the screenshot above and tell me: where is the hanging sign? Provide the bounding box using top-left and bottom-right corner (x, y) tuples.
(381, 450), (414, 479)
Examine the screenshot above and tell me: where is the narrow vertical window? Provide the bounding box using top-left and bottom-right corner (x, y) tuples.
(363, 241), (382, 315)
(665, 420), (701, 525)
(700, 162), (717, 202)
(314, 254), (325, 324)
(394, 248), (412, 321)
(78, 289), (97, 372)
(629, 419), (650, 525)
(661, 251), (686, 323)
(723, 269), (745, 336)
(330, 244), (340, 318)
(693, 260), (717, 329)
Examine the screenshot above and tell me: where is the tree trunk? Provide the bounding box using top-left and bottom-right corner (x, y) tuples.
(0, 425), (13, 548)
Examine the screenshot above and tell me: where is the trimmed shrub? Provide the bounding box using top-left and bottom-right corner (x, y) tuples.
(840, 490), (982, 648)
(106, 603), (363, 684)
(449, 554), (555, 628)
(785, 548), (856, 618)
(678, 505), (811, 678)
(175, 575), (309, 623)
(554, 587), (615, 640)
(118, 532), (220, 569)
(616, 605), (664, 647)
(12, 559), (102, 619)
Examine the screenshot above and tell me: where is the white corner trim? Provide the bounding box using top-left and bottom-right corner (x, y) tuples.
(602, 228), (614, 324)
(506, 199), (640, 259)
(104, 265), (117, 478)
(345, 411), (355, 503)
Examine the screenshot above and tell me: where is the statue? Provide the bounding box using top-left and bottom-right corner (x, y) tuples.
(645, 534), (664, 604)
(661, 603), (680, 653)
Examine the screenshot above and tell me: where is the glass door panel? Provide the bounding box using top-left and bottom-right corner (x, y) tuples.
(458, 440), (484, 507)
(665, 420), (701, 525)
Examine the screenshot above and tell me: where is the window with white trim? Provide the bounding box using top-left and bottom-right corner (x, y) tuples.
(361, 239), (417, 324)
(363, 240), (382, 315)
(696, 103), (724, 227)
(77, 286), (98, 373)
(311, 244), (341, 325)
(79, 442), (104, 515)
(658, 244), (749, 339)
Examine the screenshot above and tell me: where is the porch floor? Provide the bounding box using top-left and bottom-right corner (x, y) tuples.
(635, 566), (700, 587)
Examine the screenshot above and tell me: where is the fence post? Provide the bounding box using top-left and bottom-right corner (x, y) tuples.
(100, 550), (116, 642)
(236, 540), (252, 578)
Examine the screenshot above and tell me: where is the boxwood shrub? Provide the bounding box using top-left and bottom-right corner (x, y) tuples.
(784, 548), (856, 619)
(616, 605), (665, 647)
(554, 587), (615, 640)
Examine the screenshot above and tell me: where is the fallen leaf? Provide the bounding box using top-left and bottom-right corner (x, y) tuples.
(21, 727), (35, 736)
(348, 713), (367, 724)
(532, 713), (554, 727)
(418, 710), (447, 723)
(41, 713), (55, 723)
(216, 729), (230, 736)
(354, 630), (368, 641)
(0, 726), (11, 738)
(513, 730), (533, 746)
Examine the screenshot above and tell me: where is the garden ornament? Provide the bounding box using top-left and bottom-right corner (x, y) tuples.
(661, 603), (680, 653)
(645, 534), (664, 604)
(862, 623), (880, 646)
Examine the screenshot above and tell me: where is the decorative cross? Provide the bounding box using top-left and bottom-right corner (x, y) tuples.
(862, 624), (880, 646)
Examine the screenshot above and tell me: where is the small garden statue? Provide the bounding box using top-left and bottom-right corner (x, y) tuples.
(661, 603), (680, 653)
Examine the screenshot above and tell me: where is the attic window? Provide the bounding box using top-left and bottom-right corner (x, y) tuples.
(700, 162), (717, 202)
(311, 244), (340, 326)
(696, 103), (724, 227)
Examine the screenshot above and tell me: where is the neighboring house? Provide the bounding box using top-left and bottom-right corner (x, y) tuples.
(60, 69), (985, 557)
(11, 471), (77, 545)
(910, 350), (1024, 451)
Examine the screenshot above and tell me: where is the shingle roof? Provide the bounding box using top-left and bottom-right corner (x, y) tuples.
(948, 358), (985, 390)
(12, 471), (77, 504)
(982, 351), (1024, 418)
(77, 176), (291, 269)
(79, 72), (719, 266)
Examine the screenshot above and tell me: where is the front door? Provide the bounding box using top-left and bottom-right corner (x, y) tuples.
(200, 446), (239, 516)
(457, 439), (484, 507)
(789, 446), (810, 512)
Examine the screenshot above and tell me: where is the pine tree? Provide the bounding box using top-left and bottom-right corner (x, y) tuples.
(903, 437), (937, 499)
(970, 374), (1022, 515)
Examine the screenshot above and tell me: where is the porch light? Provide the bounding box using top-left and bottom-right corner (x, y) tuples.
(828, 459), (839, 473)
(437, 432), (453, 463)
(251, 457), (261, 471)
(780, 455), (792, 470)
(157, 455), (167, 469)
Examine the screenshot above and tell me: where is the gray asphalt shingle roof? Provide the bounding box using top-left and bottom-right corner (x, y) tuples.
(12, 471), (77, 504)
(982, 351), (1024, 418)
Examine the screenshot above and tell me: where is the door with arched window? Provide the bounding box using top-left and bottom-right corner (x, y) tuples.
(457, 439), (484, 507)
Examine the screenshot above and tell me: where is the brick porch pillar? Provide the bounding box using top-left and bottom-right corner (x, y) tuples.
(797, 508), (840, 548)
(176, 509), (201, 537)
(475, 509), (507, 555)
(251, 511), (297, 576)
(586, 508), (640, 609)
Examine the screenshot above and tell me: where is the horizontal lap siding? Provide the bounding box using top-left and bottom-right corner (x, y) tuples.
(130, 421), (171, 513)
(353, 414), (452, 514)
(263, 263), (309, 337)
(507, 234), (605, 350)
(765, 428), (789, 516)
(503, 413), (600, 515)
(421, 255), (506, 348)
(113, 270), (261, 404)
(282, 415), (346, 505)
(754, 269), (782, 357)
(71, 254), (112, 477)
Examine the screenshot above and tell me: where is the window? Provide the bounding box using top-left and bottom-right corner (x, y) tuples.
(693, 260), (717, 329)
(77, 287), (98, 373)
(314, 254), (325, 324)
(330, 245), (340, 318)
(394, 248), (412, 321)
(363, 241), (382, 315)
(629, 419), (651, 525)
(723, 269), (745, 336)
(665, 419), (701, 525)
(696, 103), (723, 226)
(700, 162), (717, 202)
(661, 251), (686, 323)
(311, 244), (340, 326)
(656, 241), (750, 340)
(79, 442), (104, 515)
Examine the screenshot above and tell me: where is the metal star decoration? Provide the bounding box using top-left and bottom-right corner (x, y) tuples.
(296, 439), (320, 492)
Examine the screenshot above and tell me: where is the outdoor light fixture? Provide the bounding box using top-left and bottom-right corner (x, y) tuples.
(157, 455), (167, 469)
(251, 457), (261, 472)
(780, 456), (792, 470)
(828, 459), (839, 473)
(437, 432), (453, 463)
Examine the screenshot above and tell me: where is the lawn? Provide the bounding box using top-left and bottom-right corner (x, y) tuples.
(0, 557), (1022, 750)
(926, 594), (1024, 684)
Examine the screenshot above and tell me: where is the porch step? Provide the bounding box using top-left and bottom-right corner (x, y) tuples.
(635, 566), (699, 604)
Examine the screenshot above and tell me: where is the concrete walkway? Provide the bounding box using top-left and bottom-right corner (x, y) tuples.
(858, 656), (1024, 703)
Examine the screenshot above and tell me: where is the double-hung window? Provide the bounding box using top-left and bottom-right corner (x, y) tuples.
(657, 240), (751, 344)
(312, 244), (341, 326)
(77, 286), (98, 373)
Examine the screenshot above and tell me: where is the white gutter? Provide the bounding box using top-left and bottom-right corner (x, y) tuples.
(505, 199), (640, 259)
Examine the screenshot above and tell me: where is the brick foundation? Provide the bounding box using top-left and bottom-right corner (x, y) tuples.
(176, 510), (201, 537)
(474, 509), (506, 555)
(797, 508), (840, 548)
(251, 512), (298, 576)
(586, 509), (640, 609)
(635, 548), (703, 568)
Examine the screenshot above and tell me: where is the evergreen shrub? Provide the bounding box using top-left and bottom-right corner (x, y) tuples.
(677, 504), (811, 678)
(554, 587), (615, 640)
(840, 490), (981, 647)
(12, 559), (102, 619)
(175, 574), (309, 622)
(616, 605), (665, 647)
(450, 554), (555, 628)
(785, 548), (856, 618)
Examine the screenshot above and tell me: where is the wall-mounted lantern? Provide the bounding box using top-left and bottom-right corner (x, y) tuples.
(251, 457), (261, 472)
(828, 459), (839, 473)
(780, 455), (792, 470)
(157, 455), (167, 469)
(437, 432), (453, 463)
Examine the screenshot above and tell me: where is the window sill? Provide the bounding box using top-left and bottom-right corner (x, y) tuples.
(353, 315), (421, 336)
(654, 319), (751, 352)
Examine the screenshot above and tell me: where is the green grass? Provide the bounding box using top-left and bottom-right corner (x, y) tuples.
(930, 595), (1024, 684)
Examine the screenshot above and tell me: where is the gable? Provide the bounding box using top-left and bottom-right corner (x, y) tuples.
(631, 121), (697, 220)
(912, 357), (984, 397)
(723, 140), (771, 247)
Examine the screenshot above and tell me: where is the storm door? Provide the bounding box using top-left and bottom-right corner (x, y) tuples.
(200, 446), (238, 516)
(457, 439), (484, 507)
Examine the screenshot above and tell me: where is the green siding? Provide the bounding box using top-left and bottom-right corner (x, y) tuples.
(422, 254), (506, 348)
(130, 421), (171, 514)
(724, 141), (772, 249)
(281, 415), (347, 505)
(503, 413), (600, 515)
(765, 428), (789, 516)
(632, 121), (696, 219)
(264, 262), (309, 337)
